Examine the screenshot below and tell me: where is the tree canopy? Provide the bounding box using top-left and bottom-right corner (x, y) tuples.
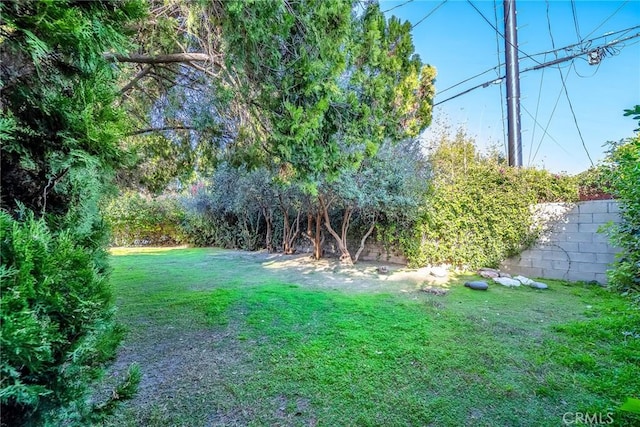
(109, 0), (436, 191)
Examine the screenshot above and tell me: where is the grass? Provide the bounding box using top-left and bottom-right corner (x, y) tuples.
(103, 247), (640, 426)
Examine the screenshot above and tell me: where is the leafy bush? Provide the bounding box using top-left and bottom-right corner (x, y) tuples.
(0, 210), (139, 425)
(103, 192), (186, 246)
(402, 131), (578, 269)
(603, 133), (640, 294)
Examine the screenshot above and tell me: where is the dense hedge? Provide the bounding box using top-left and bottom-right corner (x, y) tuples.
(603, 134), (640, 295)
(102, 192), (186, 246)
(399, 132), (578, 269)
(0, 211), (139, 425)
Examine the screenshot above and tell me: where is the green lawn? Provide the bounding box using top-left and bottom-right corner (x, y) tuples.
(103, 247), (639, 426)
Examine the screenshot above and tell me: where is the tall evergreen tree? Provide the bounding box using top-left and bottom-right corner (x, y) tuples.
(1, 1), (144, 424)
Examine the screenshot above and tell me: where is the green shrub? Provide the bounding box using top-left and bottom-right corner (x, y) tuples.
(603, 133), (640, 295)
(103, 192), (186, 246)
(402, 131), (578, 269)
(0, 210), (139, 425)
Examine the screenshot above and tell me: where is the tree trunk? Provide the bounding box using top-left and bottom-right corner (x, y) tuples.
(284, 210), (300, 254)
(319, 196), (352, 264)
(303, 212), (323, 260)
(282, 208), (290, 253)
(263, 207), (273, 252)
(353, 216), (377, 264)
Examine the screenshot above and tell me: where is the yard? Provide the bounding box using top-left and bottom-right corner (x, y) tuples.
(103, 247), (639, 426)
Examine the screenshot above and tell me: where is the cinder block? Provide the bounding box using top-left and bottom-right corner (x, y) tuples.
(566, 271), (597, 283)
(538, 259), (555, 270)
(567, 252), (596, 263)
(579, 242), (611, 253)
(541, 269), (568, 280)
(542, 250), (570, 261)
(578, 223), (602, 233)
(593, 213), (621, 224)
(565, 232), (593, 243)
(578, 213), (594, 223)
(552, 260), (571, 271)
(594, 273), (609, 284)
(565, 214), (581, 224)
(514, 258), (533, 268)
(551, 223), (579, 233)
(526, 250), (545, 261)
(555, 242), (580, 252)
(607, 202), (620, 213)
(579, 201), (609, 214)
(577, 262), (605, 273)
(592, 232), (611, 244)
(596, 253), (616, 264)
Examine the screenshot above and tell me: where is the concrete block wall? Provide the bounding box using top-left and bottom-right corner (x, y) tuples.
(500, 200), (621, 284)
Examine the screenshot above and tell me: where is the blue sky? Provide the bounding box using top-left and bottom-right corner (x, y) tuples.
(381, 0), (640, 174)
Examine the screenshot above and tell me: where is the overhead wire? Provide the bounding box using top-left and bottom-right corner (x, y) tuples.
(570, 0), (582, 42)
(546, 0), (594, 166)
(411, 1), (448, 30)
(582, 0), (630, 40)
(466, 0), (542, 65)
(558, 62), (594, 166)
(382, 0), (415, 14)
(493, 0), (508, 155)
(434, 30), (640, 105)
(530, 81), (567, 163)
(527, 51), (548, 165)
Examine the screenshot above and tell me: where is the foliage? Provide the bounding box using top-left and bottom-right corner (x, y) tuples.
(623, 105), (640, 132)
(602, 133), (640, 294)
(317, 138), (430, 262)
(403, 130), (578, 269)
(104, 248), (640, 426)
(0, 0), (144, 423)
(0, 211), (140, 425)
(102, 192), (186, 246)
(114, 1), (436, 191)
(221, 0), (435, 180)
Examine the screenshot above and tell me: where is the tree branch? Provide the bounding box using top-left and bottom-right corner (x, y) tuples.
(104, 52), (216, 65)
(119, 65), (152, 95)
(353, 215), (376, 264)
(126, 126), (197, 136)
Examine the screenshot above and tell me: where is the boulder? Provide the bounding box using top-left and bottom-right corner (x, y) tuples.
(478, 268), (499, 279)
(514, 275), (534, 285)
(465, 281), (489, 290)
(530, 281), (548, 289)
(493, 277), (521, 287)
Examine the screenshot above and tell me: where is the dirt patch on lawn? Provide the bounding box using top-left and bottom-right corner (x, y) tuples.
(218, 250), (452, 293)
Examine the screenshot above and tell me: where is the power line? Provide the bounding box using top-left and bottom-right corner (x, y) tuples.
(546, 2), (593, 166)
(521, 103), (573, 158)
(434, 30), (640, 105)
(412, 1), (447, 30)
(583, 0), (629, 40)
(527, 24), (640, 60)
(493, 0), (507, 155)
(529, 81), (567, 164)
(466, 0), (542, 65)
(558, 62), (594, 166)
(528, 52), (548, 165)
(438, 63), (502, 94)
(570, 0), (582, 42)
(382, 0), (414, 14)
(436, 24), (640, 96)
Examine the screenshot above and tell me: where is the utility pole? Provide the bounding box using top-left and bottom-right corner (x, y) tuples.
(504, 0), (522, 167)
